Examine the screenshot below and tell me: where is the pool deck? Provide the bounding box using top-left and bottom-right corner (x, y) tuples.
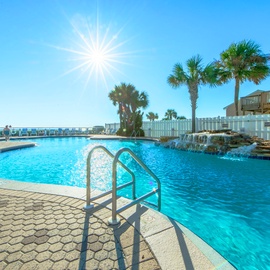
(0, 141), (36, 153)
(0, 138), (235, 269)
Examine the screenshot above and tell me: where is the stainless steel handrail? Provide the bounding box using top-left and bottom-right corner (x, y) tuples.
(130, 130), (140, 138)
(108, 147), (161, 225)
(84, 145), (135, 210)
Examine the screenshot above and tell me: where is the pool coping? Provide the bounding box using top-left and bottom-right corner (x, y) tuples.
(0, 135), (157, 153)
(0, 179), (235, 270)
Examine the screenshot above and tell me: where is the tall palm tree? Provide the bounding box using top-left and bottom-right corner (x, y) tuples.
(163, 109), (178, 120)
(108, 82), (149, 136)
(168, 55), (218, 132)
(146, 112), (159, 121)
(215, 40), (270, 116)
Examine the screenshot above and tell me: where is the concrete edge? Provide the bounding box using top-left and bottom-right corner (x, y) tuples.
(0, 142), (36, 153)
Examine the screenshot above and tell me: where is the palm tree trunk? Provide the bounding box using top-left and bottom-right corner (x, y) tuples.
(234, 78), (240, 116)
(119, 103), (123, 129)
(189, 85), (198, 133)
(191, 104), (196, 133)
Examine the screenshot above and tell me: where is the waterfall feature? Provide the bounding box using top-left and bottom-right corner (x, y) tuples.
(227, 142), (258, 156)
(167, 132), (232, 154)
(157, 131), (270, 158)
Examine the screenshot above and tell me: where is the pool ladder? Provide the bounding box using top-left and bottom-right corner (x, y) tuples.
(130, 129), (140, 138)
(83, 145), (161, 225)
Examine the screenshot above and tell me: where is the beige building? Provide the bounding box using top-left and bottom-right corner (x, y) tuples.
(224, 90), (270, 116)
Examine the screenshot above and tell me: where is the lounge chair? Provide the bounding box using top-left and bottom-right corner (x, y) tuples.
(70, 128), (76, 135)
(11, 129), (17, 136)
(21, 128), (28, 136)
(38, 130), (45, 136)
(30, 128), (37, 136)
(57, 128), (63, 135)
(49, 129), (55, 136)
(64, 128), (70, 135)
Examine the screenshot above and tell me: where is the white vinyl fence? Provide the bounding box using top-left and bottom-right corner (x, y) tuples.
(106, 114), (270, 140)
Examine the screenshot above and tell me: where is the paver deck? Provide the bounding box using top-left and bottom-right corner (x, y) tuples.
(0, 188), (160, 270)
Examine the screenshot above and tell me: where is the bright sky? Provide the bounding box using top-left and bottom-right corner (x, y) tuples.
(1, 0), (270, 128)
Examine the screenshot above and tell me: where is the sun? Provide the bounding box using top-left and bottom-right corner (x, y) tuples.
(50, 13), (134, 92)
(92, 50), (105, 65)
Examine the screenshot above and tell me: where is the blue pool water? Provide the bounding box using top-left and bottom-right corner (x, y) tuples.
(0, 137), (269, 269)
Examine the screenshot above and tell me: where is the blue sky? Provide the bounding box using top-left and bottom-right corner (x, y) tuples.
(1, 0), (270, 128)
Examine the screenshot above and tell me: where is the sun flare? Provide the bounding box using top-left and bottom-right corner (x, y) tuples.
(90, 49), (106, 65)
(49, 13), (134, 92)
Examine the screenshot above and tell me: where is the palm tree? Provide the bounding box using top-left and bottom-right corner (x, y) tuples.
(108, 82), (149, 136)
(146, 112), (159, 121)
(168, 55), (218, 132)
(163, 109), (178, 120)
(215, 40), (270, 116)
(177, 115), (186, 120)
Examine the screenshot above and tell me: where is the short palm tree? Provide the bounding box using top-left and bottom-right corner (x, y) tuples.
(168, 55), (218, 132)
(163, 109), (178, 120)
(215, 40), (270, 116)
(177, 115), (186, 120)
(146, 112), (159, 121)
(108, 82), (149, 136)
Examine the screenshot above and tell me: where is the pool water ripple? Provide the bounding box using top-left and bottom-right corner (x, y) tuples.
(0, 137), (269, 269)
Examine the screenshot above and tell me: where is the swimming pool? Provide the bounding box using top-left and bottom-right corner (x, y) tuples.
(0, 137), (269, 269)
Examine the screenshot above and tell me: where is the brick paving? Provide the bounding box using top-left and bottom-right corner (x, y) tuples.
(0, 189), (161, 270)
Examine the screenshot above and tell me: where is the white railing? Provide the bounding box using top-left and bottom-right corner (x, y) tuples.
(0, 127), (93, 137)
(106, 114), (270, 140)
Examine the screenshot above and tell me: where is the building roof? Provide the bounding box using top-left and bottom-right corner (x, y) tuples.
(223, 90), (265, 110)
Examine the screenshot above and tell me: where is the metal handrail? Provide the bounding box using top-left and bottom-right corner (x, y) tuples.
(109, 147), (161, 225)
(130, 129), (140, 138)
(84, 145), (135, 210)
